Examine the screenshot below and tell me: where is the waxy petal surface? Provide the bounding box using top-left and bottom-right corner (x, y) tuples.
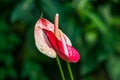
(34, 18), (72, 58)
(34, 26), (56, 58)
(35, 18), (72, 45)
(43, 29), (80, 63)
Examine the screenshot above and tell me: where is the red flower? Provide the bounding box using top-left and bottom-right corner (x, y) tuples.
(34, 14), (80, 63)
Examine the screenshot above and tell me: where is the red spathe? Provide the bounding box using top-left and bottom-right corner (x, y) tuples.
(34, 17), (80, 63)
(43, 29), (80, 63)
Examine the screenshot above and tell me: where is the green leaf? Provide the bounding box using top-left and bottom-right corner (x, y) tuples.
(0, 35), (7, 50)
(40, 0), (62, 20)
(85, 11), (107, 34)
(106, 54), (120, 80)
(0, 68), (6, 80)
(0, 54), (14, 66)
(77, 0), (89, 11)
(99, 4), (111, 25)
(11, 0), (34, 22)
(0, 20), (9, 32)
(85, 31), (98, 47)
(21, 61), (49, 80)
(80, 61), (97, 76)
(80, 47), (110, 76)
(7, 67), (17, 79)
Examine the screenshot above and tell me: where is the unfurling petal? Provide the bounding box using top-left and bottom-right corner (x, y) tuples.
(34, 26), (56, 58)
(43, 29), (80, 63)
(34, 18), (72, 58)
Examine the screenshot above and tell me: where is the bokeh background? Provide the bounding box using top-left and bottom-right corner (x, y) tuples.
(0, 0), (120, 80)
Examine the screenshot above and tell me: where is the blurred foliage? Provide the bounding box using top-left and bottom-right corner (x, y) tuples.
(0, 0), (120, 80)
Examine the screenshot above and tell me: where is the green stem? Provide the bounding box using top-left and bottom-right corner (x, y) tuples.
(56, 56), (65, 80)
(40, 12), (43, 18)
(66, 62), (74, 80)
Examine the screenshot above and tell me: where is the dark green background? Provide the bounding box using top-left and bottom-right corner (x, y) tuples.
(0, 0), (120, 80)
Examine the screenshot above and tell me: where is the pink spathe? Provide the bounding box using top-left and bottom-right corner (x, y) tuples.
(34, 14), (80, 63)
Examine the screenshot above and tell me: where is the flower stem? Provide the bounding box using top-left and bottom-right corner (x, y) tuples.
(40, 12), (43, 18)
(56, 56), (65, 80)
(66, 62), (74, 80)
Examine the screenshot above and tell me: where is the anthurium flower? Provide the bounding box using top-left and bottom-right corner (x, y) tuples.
(34, 14), (80, 63)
